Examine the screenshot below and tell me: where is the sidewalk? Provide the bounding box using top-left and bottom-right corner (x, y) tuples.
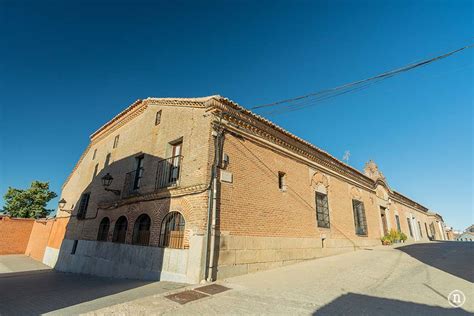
(83, 243), (474, 315)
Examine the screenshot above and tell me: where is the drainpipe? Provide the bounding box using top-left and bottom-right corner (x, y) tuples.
(204, 118), (224, 282)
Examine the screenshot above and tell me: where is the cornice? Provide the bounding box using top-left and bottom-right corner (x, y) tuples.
(209, 96), (431, 214)
(97, 183), (209, 209)
(208, 99), (375, 189)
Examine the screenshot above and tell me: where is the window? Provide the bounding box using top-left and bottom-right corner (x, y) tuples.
(93, 163), (99, 179)
(92, 149), (97, 160)
(278, 172), (287, 191)
(113, 135), (120, 148)
(97, 217), (110, 241)
(407, 218), (414, 237)
(430, 223), (436, 237)
(316, 192), (330, 228)
(155, 110), (162, 125)
(159, 212), (185, 248)
(418, 221), (423, 237)
(77, 193), (90, 219)
(352, 200), (368, 236)
(105, 153), (111, 167)
(395, 215), (401, 232)
(112, 216), (128, 243)
(169, 141), (182, 184)
(133, 156), (144, 190)
(425, 222), (430, 237)
(132, 214), (151, 245)
(71, 240), (78, 254)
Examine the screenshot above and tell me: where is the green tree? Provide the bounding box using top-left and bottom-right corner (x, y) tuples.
(3, 181), (57, 218)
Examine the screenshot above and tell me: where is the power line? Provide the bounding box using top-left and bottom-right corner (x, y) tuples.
(250, 44), (474, 114)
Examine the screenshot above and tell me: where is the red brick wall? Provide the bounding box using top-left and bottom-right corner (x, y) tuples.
(220, 134), (377, 241)
(25, 220), (54, 261)
(0, 217), (35, 255)
(0, 216), (67, 260)
(47, 217), (69, 249)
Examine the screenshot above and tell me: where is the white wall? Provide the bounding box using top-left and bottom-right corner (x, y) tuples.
(55, 239), (193, 283)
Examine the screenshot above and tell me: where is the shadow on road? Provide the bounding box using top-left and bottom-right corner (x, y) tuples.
(313, 292), (470, 315)
(0, 269), (180, 315)
(396, 241), (474, 283)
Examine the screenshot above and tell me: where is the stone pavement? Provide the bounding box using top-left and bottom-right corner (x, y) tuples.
(85, 242), (473, 315)
(0, 254), (51, 274)
(1, 242), (472, 315)
(0, 255), (186, 315)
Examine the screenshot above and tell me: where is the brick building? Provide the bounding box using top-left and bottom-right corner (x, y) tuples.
(55, 96), (447, 283)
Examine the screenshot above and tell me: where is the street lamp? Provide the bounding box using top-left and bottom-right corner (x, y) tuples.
(101, 173), (121, 196)
(58, 198), (67, 209)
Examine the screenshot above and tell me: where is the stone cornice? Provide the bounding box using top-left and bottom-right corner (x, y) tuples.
(208, 98), (375, 188)
(98, 183), (209, 209)
(90, 99), (145, 140)
(208, 96), (430, 214)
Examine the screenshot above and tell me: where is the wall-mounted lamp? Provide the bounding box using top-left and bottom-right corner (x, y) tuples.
(101, 173), (121, 196)
(58, 198), (73, 214)
(58, 198), (67, 209)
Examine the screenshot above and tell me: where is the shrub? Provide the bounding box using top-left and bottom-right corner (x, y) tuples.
(381, 235), (392, 245)
(389, 229), (400, 243)
(381, 229), (406, 245)
(400, 232), (408, 242)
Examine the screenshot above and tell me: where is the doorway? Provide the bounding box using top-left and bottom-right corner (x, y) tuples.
(380, 207), (388, 236)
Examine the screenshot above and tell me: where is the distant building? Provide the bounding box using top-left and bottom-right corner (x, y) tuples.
(54, 96), (449, 283)
(466, 224), (474, 233)
(456, 224), (474, 241)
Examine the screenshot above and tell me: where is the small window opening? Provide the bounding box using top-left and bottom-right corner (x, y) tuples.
(113, 135), (120, 148)
(71, 240), (78, 254)
(155, 110), (162, 125)
(278, 172), (287, 191)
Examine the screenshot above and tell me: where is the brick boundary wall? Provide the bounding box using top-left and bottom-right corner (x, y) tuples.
(0, 216), (35, 255)
(0, 216), (67, 265)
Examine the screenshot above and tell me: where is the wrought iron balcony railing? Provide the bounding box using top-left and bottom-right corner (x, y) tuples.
(155, 155), (182, 190)
(122, 167), (144, 198)
(120, 155), (182, 199)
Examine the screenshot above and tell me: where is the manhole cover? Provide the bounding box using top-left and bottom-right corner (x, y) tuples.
(195, 284), (230, 295)
(165, 290), (209, 305)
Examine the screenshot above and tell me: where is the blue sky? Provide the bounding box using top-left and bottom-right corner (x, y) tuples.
(1, 0), (472, 230)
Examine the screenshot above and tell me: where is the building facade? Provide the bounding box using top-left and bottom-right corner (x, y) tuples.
(55, 96), (447, 283)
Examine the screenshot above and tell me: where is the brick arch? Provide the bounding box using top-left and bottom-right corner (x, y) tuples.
(140, 197), (195, 248)
(310, 172), (329, 194)
(350, 186), (362, 200)
(376, 185), (389, 201)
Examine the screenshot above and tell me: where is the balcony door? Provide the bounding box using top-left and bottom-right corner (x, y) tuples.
(169, 141), (182, 184)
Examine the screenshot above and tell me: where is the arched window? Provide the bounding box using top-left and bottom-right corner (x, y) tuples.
(97, 217), (110, 241)
(159, 212), (185, 248)
(112, 216), (128, 243)
(132, 214), (151, 246)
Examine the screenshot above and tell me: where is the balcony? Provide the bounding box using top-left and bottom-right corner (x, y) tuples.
(155, 155), (182, 189)
(121, 155), (183, 198)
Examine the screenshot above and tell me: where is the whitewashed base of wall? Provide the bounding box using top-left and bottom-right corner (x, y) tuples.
(54, 239), (203, 284)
